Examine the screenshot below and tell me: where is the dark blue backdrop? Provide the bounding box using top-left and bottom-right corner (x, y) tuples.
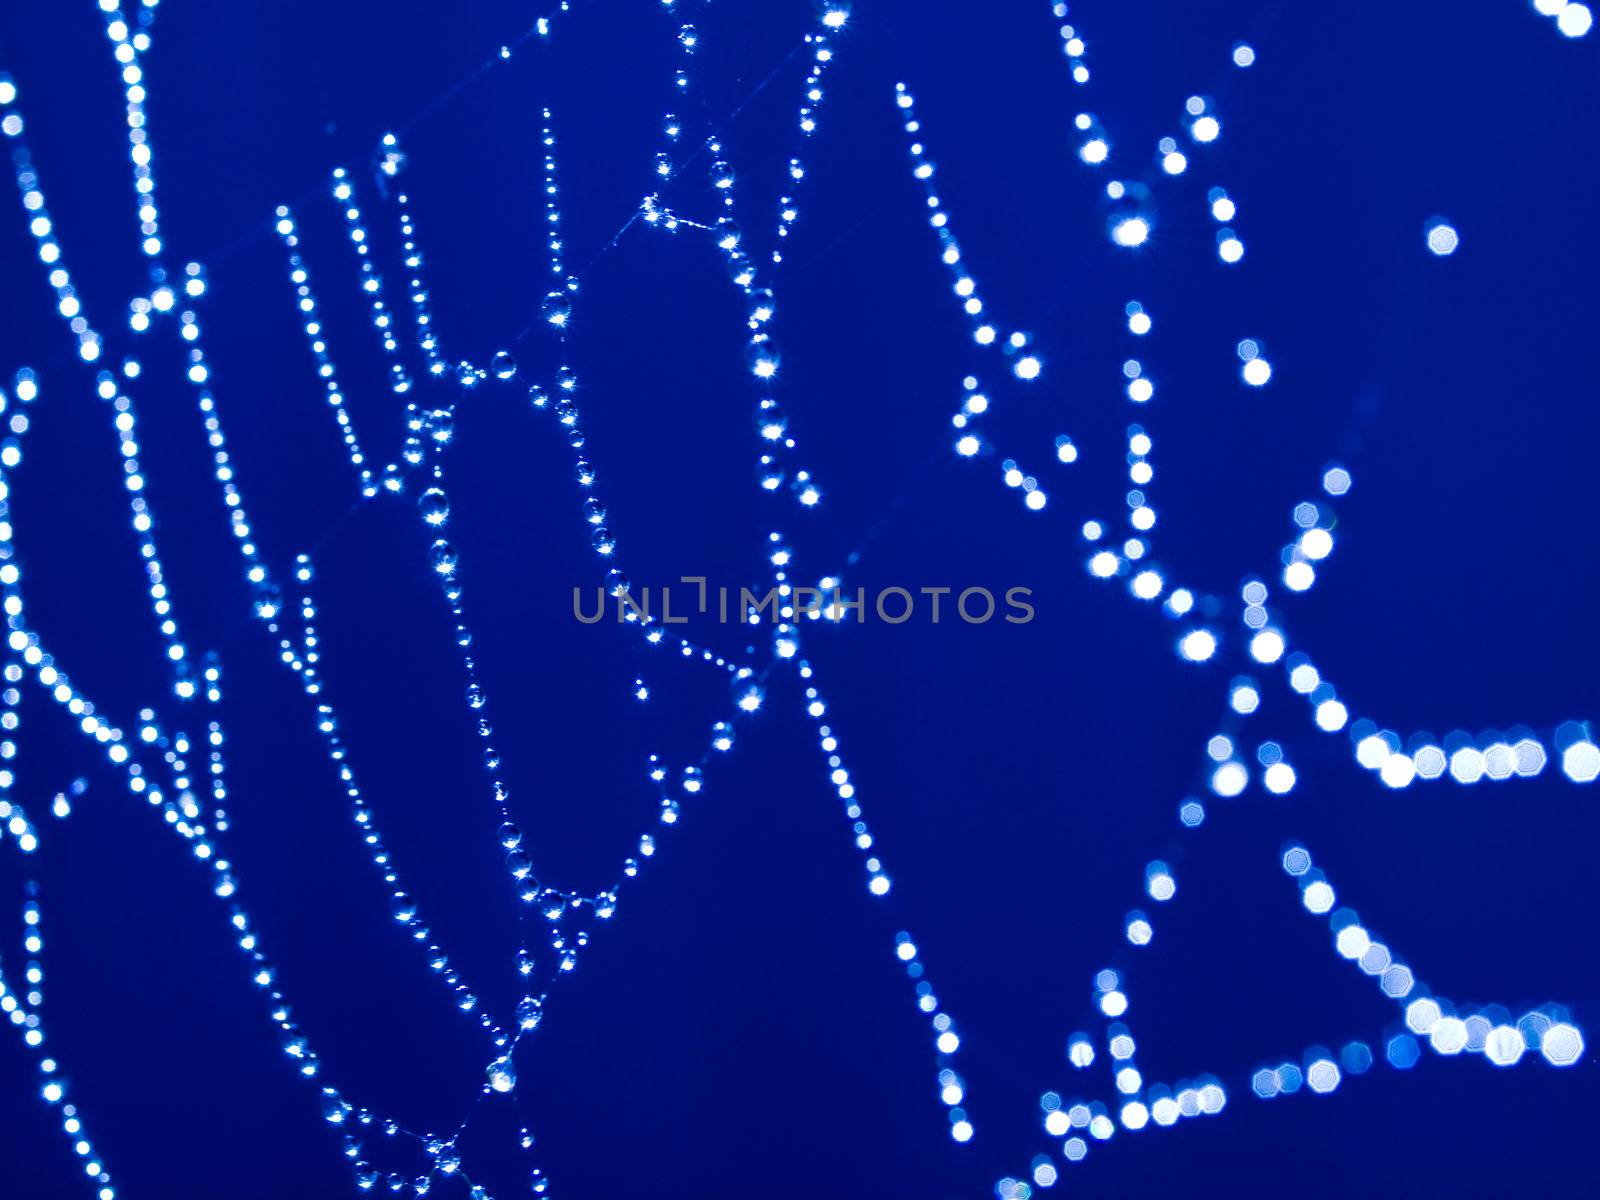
(0, 2), (1595, 1197)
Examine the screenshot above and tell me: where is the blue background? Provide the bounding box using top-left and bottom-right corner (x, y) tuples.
(0, 2), (1595, 1197)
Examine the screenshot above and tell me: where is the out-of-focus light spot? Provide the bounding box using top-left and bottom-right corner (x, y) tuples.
(1300, 528), (1333, 559)
(1283, 561), (1315, 591)
(1426, 221), (1459, 256)
(1387, 1034), (1421, 1069)
(1249, 630), (1285, 663)
(1146, 864), (1176, 901)
(1542, 1023), (1584, 1065)
(1561, 740), (1599, 782)
(1558, 3), (1593, 36)
(1405, 998), (1441, 1035)
(1112, 217), (1149, 247)
(1263, 762), (1296, 793)
(1303, 881), (1335, 914)
(1306, 1059), (1340, 1094)
(1485, 1025), (1525, 1067)
(1212, 761), (1248, 796)
(1380, 754), (1416, 789)
(1430, 1017), (1469, 1055)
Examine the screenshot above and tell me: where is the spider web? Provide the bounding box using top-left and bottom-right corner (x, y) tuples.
(0, 2), (1594, 1198)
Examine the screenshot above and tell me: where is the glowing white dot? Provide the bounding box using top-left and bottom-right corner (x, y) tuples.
(1306, 1060), (1340, 1094)
(1249, 630), (1285, 663)
(1426, 222), (1459, 256)
(1302, 881), (1335, 914)
(1450, 747), (1487, 783)
(1263, 762), (1296, 794)
(1558, 3), (1593, 36)
(1562, 740), (1600, 782)
(1541, 1023), (1584, 1066)
(1081, 139), (1108, 164)
(1380, 754), (1416, 789)
(1300, 528), (1333, 559)
(1430, 1017), (1469, 1055)
(1161, 151), (1187, 175)
(1334, 929), (1374, 966)
(1212, 761), (1247, 796)
(1283, 561), (1315, 591)
(1181, 630), (1217, 661)
(1014, 355), (1042, 380)
(1191, 116), (1220, 143)
(1242, 358), (1272, 386)
(1233, 44), (1256, 67)
(1112, 217), (1149, 247)
(1484, 1025), (1525, 1067)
